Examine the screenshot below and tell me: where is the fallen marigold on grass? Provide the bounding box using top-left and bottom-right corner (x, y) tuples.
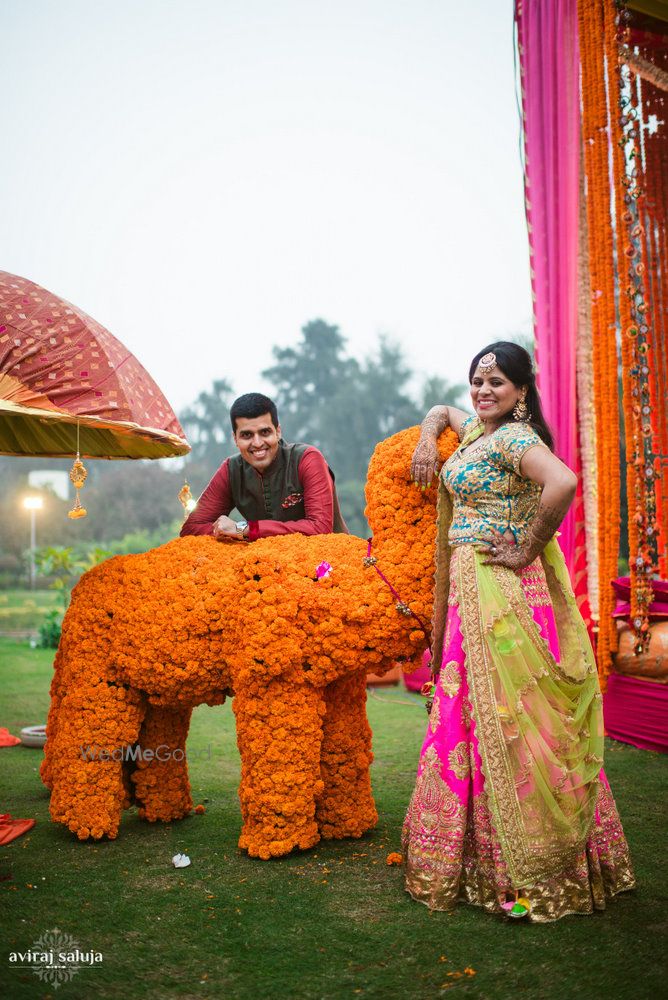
(194, 805), (206, 814)
(386, 852), (403, 865)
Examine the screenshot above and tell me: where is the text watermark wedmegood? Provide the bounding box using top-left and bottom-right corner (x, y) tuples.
(79, 743), (213, 762)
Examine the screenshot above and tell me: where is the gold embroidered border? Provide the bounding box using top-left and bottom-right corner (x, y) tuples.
(456, 545), (593, 888)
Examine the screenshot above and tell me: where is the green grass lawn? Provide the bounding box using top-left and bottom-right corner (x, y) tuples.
(0, 637), (664, 1000)
(0, 590), (60, 632)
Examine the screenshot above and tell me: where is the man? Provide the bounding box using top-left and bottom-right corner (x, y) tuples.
(180, 392), (348, 541)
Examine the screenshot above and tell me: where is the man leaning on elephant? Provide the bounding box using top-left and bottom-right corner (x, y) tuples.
(180, 392), (348, 541)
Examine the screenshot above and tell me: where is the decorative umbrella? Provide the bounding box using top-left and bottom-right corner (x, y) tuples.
(0, 270), (190, 515)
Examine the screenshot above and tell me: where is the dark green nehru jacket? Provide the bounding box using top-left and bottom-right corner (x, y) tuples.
(227, 440), (347, 531)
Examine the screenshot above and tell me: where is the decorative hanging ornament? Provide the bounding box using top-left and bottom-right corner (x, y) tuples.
(178, 480), (194, 516)
(68, 422), (88, 519)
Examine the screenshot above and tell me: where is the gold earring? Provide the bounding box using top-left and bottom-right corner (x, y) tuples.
(513, 395), (529, 421)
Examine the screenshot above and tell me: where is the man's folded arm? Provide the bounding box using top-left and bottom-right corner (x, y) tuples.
(180, 461), (233, 536)
(248, 449), (334, 540)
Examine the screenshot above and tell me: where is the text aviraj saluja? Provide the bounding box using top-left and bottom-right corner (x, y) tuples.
(9, 948), (103, 966)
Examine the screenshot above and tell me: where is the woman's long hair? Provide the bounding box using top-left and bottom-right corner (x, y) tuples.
(468, 341), (554, 450)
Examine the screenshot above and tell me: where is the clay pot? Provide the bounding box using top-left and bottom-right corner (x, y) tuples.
(611, 620), (668, 682)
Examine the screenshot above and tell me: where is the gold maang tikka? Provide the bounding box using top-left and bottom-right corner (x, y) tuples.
(478, 352), (497, 374)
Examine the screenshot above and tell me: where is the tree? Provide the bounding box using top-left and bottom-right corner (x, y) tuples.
(180, 378), (236, 470)
(322, 337), (420, 483)
(420, 375), (468, 411)
(262, 319), (358, 447)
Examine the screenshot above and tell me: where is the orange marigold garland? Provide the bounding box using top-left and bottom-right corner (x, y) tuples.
(41, 426), (459, 855)
(578, 0), (623, 681)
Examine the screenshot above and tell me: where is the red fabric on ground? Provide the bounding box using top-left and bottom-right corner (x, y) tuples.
(0, 814), (36, 846)
(0, 728), (21, 747)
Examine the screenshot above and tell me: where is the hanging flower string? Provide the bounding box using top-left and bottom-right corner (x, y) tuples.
(363, 538), (431, 637)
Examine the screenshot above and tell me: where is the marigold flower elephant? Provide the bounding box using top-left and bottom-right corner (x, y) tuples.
(41, 427), (458, 857)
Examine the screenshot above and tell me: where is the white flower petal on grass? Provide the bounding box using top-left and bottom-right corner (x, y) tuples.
(171, 853), (191, 868)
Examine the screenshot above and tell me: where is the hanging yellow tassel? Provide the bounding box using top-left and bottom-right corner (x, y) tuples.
(178, 480), (195, 517)
(68, 422), (88, 519)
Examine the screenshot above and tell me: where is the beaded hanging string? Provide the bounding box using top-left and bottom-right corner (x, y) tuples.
(68, 420), (88, 520)
(578, 0), (622, 681)
(639, 51), (668, 579)
(611, 3), (662, 654)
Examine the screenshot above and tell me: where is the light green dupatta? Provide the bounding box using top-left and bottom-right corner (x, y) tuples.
(430, 427), (604, 888)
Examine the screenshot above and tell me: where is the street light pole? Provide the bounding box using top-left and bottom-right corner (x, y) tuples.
(23, 496), (44, 590)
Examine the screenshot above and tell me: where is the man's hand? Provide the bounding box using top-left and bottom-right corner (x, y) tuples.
(212, 515), (245, 540)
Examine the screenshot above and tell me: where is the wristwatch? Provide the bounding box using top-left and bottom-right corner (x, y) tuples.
(235, 519), (248, 536)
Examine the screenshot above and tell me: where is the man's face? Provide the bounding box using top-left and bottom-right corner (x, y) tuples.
(233, 413), (281, 472)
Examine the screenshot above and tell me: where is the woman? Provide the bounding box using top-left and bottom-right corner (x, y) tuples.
(402, 341), (635, 922)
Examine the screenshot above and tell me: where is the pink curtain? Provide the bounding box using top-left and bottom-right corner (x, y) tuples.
(515, 0), (581, 577)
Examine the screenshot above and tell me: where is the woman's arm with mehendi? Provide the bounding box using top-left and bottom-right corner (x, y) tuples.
(410, 405), (469, 486)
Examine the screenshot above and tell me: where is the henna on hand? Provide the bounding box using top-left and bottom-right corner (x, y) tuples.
(410, 406), (449, 487)
(481, 501), (567, 571)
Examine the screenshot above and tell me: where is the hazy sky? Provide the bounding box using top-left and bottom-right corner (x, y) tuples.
(1, 0), (532, 417)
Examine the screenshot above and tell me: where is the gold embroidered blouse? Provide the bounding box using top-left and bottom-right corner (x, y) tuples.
(441, 415), (547, 546)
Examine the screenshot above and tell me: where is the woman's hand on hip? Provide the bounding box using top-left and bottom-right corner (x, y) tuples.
(479, 529), (534, 571)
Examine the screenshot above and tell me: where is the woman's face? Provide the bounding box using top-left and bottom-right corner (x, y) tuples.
(470, 364), (523, 425)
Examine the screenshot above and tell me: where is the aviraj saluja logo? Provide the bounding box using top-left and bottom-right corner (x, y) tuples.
(8, 928), (103, 988)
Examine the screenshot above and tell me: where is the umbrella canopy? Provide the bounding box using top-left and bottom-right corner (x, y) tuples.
(0, 271), (189, 459)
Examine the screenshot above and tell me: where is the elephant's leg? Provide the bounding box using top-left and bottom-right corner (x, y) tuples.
(131, 703), (194, 823)
(234, 677), (325, 859)
(47, 682), (145, 840)
(317, 671), (378, 840)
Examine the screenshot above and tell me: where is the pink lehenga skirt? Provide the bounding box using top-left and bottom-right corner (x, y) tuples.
(402, 552), (636, 922)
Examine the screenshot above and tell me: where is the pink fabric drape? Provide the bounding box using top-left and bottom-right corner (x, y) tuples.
(515, 0), (581, 577)
(604, 674), (668, 754)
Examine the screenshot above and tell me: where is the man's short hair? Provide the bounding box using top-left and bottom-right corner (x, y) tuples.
(230, 393), (279, 432)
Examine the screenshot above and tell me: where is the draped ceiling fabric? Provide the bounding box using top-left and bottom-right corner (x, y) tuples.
(515, 0), (581, 584)
(0, 271), (189, 459)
